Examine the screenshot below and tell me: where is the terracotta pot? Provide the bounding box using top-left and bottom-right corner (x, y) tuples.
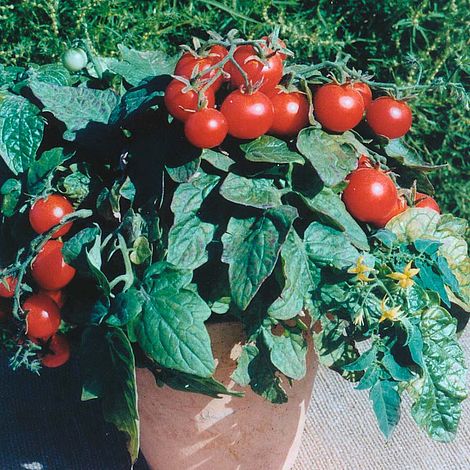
(137, 321), (318, 470)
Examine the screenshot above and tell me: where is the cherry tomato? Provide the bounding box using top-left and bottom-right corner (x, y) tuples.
(175, 56), (223, 91)
(40, 289), (66, 309)
(342, 168), (398, 223)
(269, 89), (309, 137)
(31, 240), (76, 290)
(29, 194), (74, 238)
(24, 294), (61, 340)
(220, 89), (274, 139)
(62, 48), (88, 72)
(41, 334), (71, 368)
(366, 97), (412, 139)
(415, 192), (440, 213)
(208, 45), (229, 63)
(0, 276), (17, 298)
(351, 82), (372, 109)
(184, 108), (228, 149)
(261, 36), (288, 60)
(372, 196), (408, 228)
(229, 45), (283, 94)
(164, 79), (215, 122)
(314, 83), (365, 132)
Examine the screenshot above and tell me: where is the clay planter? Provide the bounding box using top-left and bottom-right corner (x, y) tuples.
(137, 321), (318, 470)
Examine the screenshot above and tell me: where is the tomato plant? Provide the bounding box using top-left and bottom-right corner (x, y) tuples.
(24, 294), (61, 340)
(313, 83), (365, 132)
(29, 194), (74, 238)
(366, 96), (412, 139)
(184, 108), (228, 148)
(415, 192), (440, 213)
(351, 82), (372, 108)
(0, 275), (17, 298)
(40, 334), (71, 368)
(269, 90), (309, 137)
(62, 48), (88, 72)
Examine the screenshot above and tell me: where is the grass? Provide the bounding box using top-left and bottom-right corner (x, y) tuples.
(1, 0), (468, 220)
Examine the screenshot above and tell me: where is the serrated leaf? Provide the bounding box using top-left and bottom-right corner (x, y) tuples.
(415, 260), (450, 306)
(296, 127), (358, 186)
(0, 178), (21, 216)
(299, 187), (368, 250)
(385, 139), (445, 171)
(30, 63), (72, 86)
(268, 230), (317, 320)
(27, 147), (70, 194)
(201, 149), (235, 172)
(0, 94), (44, 174)
(106, 288), (144, 327)
(382, 351), (414, 382)
(221, 206), (297, 310)
(343, 345), (377, 372)
(369, 380), (401, 438)
(231, 345), (259, 386)
(106, 44), (177, 86)
(29, 81), (119, 140)
(220, 173), (282, 209)
(304, 222), (359, 269)
(241, 135), (304, 164)
(386, 208), (440, 243)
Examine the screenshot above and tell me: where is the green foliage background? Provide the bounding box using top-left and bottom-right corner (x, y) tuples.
(1, 0), (468, 219)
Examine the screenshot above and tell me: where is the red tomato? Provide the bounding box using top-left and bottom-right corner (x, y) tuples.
(164, 79), (215, 122)
(342, 168), (398, 223)
(184, 108), (228, 149)
(0, 276), (17, 298)
(261, 36), (288, 60)
(415, 192), (440, 213)
(31, 240), (76, 290)
(175, 56), (223, 91)
(29, 194), (73, 239)
(41, 334), (71, 368)
(229, 45), (283, 94)
(351, 82), (372, 109)
(40, 289), (66, 309)
(208, 45), (229, 63)
(269, 90), (309, 137)
(220, 89), (274, 139)
(366, 97), (412, 139)
(314, 83), (365, 132)
(24, 294), (61, 340)
(372, 196), (408, 228)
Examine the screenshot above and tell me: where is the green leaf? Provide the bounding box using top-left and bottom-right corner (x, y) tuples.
(343, 345), (377, 372)
(221, 206), (298, 310)
(106, 288), (144, 327)
(240, 135), (304, 164)
(0, 93), (44, 174)
(86, 233), (111, 296)
(29, 81), (119, 140)
(201, 149), (235, 172)
(130, 236), (152, 265)
(296, 127), (358, 186)
(220, 173), (282, 209)
(299, 187), (368, 250)
(268, 230), (318, 320)
(410, 306), (467, 442)
(386, 208), (440, 243)
(62, 226), (100, 265)
(356, 364), (381, 390)
(369, 380), (401, 438)
(106, 44), (177, 86)
(413, 239), (441, 256)
(382, 351), (414, 382)
(30, 63), (72, 86)
(304, 222), (359, 269)
(261, 328), (307, 380)
(80, 327), (139, 462)
(415, 260), (450, 307)
(132, 266), (215, 377)
(61, 169), (92, 201)
(27, 147), (70, 194)
(0, 178), (21, 216)
(385, 139), (445, 171)
(231, 345), (259, 386)
(401, 318), (425, 368)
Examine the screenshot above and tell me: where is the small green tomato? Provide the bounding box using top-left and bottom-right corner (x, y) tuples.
(62, 48), (88, 72)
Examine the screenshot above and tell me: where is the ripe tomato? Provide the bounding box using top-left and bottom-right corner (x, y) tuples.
(220, 89), (274, 139)
(366, 97), (412, 139)
(31, 240), (76, 290)
(164, 79), (215, 122)
(62, 48), (88, 72)
(40, 289), (66, 309)
(342, 168), (398, 223)
(208, 45), (229, 63)
(314, 83), (365, 132)
(24, 294), (61, 340)
(415, 192), (440, 213)
(29, 194), (74, 238)
(372, 196), (408, 228)
(269, 89), (309, 137)
(0, 276), (17, 298)
(41, 334), (71, 368)
(175, 56), (223, 91)
(184, 108), (228, 148)
(351, 82), (372, 109)
(228, 45), (283, 94)
(261, 36), (288, 60)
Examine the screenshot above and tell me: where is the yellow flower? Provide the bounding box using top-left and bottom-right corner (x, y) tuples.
(353, 309), (365, 326)
(379, 297), (403, 323)
(387, 261), (420, 289)
(348, 256), (375, 283)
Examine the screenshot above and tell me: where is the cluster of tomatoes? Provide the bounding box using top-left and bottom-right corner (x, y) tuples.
(0, 194), (76, 368)
(342, 156), (440, 228)
(164, 35), (413, 149)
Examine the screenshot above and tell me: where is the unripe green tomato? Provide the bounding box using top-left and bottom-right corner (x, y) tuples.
(62, 48), (88, 72)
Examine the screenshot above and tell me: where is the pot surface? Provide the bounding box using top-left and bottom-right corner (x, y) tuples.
(137, 321), (317, 470)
